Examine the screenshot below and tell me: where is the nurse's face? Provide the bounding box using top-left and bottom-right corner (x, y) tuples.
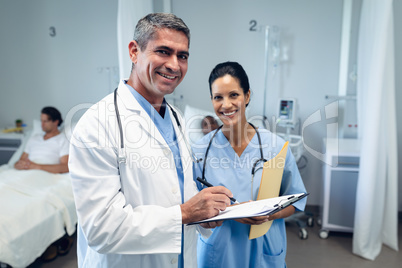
(211, 74), (250, 127)
(129, 29), (189, 104)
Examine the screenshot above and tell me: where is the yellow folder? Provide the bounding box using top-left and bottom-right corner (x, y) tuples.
(249, 141), (289, 240)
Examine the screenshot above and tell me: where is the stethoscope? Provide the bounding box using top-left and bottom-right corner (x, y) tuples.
(114, 87), (265, 199)
(114, 88), (200, 165)
(201, 122), (267, 201)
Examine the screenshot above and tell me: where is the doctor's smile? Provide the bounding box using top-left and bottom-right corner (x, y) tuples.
(158, 71), (178, 80)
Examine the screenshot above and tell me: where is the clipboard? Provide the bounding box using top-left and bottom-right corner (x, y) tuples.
(187, 193), (308, 225)
(264, 193), (309, 216)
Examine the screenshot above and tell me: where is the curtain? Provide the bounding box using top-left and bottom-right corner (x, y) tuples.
(117, 0), (154, 80)
(354, 0), (398, 260)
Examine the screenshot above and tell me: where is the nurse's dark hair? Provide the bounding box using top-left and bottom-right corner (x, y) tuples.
(41, 106), (63, 126)
(208, 61), (251, 107)
(134, 13), (190, 51)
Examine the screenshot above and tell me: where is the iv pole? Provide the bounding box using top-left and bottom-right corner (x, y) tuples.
(262, 26), (270, 129)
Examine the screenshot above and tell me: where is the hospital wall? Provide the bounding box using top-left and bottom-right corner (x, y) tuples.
(0, 0), (401, 211)
(0, 0), (119, 129)
(173, 0), (343, 207)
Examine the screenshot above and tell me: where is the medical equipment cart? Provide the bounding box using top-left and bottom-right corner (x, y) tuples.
(320, 138), (360, 239)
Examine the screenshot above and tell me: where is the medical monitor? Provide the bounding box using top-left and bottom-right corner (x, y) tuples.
(278, 98), (296, 125)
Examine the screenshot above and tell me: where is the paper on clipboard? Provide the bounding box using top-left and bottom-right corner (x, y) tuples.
(187, 193), (308, 225)
(249, 141), (289, 240)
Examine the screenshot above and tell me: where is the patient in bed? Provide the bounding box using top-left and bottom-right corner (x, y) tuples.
(201, 115), (219, 135)
(13, 106), (73, 262)
(14, 106), (69, 174)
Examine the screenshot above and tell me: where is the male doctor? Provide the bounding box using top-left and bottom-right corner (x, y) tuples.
(68, 13), (233, 267)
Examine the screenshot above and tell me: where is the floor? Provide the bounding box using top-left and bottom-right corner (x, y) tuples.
(23, 208), (402, 268)
(285, 209), (402, 268)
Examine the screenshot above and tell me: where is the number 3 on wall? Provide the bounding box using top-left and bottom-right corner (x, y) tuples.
(49, 26), (56, 37)
(249, 20), (257, 31)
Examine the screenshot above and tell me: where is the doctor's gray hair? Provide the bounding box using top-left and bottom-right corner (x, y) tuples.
(134, 13), (190, 51)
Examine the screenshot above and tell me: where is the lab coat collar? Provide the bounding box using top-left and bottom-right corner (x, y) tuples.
(115, 80), (166, 147)
(116, 80), (184, 151)
(116, 80), (141, 111)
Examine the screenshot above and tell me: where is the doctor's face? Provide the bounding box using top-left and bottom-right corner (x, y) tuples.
(211, 74), (250, 127)
(129, 29), (189, 104)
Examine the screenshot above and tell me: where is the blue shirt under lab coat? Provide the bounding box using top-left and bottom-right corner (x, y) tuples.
(193, 128), (307, 268)
(127, 84), (185, 268)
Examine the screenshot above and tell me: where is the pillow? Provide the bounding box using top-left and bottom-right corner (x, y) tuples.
(7, 119), (43, 167)
(183, 105), (220, 145)
(32, 119), (44, 135)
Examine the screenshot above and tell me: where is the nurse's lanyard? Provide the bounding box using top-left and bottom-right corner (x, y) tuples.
(114, 88), (201, 165)
(201, 123), (267, 200)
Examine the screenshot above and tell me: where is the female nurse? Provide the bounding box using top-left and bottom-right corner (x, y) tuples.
(192, 61), (307, 268)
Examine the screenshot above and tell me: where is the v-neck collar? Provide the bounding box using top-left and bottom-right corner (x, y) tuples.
(43, 132), (61, 141)
(216, 130), (258, 160)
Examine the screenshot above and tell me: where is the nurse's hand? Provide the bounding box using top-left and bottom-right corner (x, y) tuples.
(200, 221), (223, 229)
(180, 186), (232, 225)
(229, 200), (268, 225)
(236, 205), (297, 225)
(235, 216), (269, 225)
(267, 205), (296, 221)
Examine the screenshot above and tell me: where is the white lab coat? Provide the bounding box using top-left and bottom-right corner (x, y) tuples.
(69, 81), (203, 267)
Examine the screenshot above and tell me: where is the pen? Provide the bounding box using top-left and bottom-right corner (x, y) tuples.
(196, 177), (240, 204)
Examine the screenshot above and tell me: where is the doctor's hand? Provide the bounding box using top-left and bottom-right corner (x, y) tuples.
(180, 186), (232, 225)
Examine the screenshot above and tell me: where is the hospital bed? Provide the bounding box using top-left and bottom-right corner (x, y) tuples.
(0, 121), (77, 268)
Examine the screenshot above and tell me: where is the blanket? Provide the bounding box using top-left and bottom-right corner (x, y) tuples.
(0, 166), (77, 268)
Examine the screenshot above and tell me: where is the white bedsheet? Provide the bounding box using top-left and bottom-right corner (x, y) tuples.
(0, 166), (77, 268)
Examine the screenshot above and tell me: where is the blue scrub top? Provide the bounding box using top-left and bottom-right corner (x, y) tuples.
(192, 128), (307, 268)
(126, 83), (185, 268)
